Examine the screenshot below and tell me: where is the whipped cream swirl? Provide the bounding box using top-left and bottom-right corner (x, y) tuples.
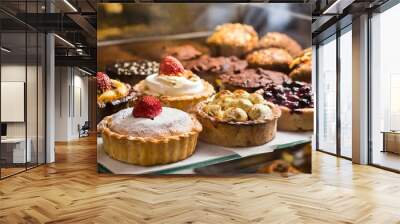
(144, 73), (204, 96)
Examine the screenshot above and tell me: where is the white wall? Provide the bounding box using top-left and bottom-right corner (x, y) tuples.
(54, 67), (89, 141)
(1, 63), (46, 164)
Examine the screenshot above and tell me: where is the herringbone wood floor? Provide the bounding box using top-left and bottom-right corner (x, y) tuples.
(1, 136), (400, 224)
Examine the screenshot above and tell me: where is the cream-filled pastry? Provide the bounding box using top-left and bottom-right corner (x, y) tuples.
(134, 56), (214, 112)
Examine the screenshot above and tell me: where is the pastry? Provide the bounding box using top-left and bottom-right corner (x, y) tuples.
(97, 72), (136, 122)
(257, 81), (313, 131)
(206, 23), (258, 58)
(258, 32), (302, 58)
(196, 89), (281, 147)
(289, 48), (312, 83)
(246, 48), (293, 73)
(134, 56), (215, 112)
(183, 55), (248, 88)
(218, 68), (291, 93)
(161, 44), (203, 61)
(98, 96), (202, 166)
(106, 60), (159, 86)
(257, 160), (300, 176)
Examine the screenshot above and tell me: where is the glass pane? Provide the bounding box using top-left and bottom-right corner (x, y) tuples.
(38, 33), (45, 165)
(339, 28), (352, 158)
(1, 31), (27, 177)
(317, 36), (337, 154)
(371, 4), (400, 171)
(27, 31), (38, 169)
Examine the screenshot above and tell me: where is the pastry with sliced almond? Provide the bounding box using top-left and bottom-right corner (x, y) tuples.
(196, 89), (281, 147)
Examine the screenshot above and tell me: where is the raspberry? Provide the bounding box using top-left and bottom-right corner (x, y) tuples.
(133, 96), (162, 119)
(97, 72), (112, 92)
(159, 56), (185, 76)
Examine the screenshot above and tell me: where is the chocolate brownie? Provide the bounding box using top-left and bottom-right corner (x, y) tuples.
(219, 68), (291, 93)
(161, 45), (203, 61)
(184, 55), (248, 87)
(106, 60), (159, 85)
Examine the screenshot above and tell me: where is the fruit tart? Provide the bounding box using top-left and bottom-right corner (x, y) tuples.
(97, 72), (137, 121)
(134, 56), (215, 112)
(257, 81), (313, 131)
(196, 89), (281, 147)
(98, 96), (202, 166)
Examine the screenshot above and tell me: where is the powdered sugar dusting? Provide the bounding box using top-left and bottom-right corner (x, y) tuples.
(109, 107), (193, 138)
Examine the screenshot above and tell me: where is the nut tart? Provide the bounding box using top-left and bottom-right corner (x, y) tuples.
(196, 90), (281, 147)
(98, 96), (202, 166)
(97, 72), (137, 122)
(257, 81), (313, 131)
(134, 56), (215, 112)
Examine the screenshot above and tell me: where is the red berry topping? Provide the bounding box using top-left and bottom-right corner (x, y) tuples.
(97, 72), (112, 92)
(159, 56), (185, 76)
(133, 96), (162, 119)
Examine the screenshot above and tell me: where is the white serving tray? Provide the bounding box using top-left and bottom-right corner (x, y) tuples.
(97, 131), (312, 175)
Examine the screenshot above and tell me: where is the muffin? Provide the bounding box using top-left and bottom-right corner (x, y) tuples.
(246, 48), (293, 73)
(134, 56), (215, 112)
(289, 48), (312, 83)
(97, 72), (137, 122)
(207, 23), (259, 58)
(196, 89), (281, 147)
(257, 81), (313, 131)
(161, 44), (203, 61)
(258, 32), (303, 58)
(98, 96), (202, 166)
(218, 68), (291, 93)
(183, 55), (248, 88)
(106, 60), (159, 86)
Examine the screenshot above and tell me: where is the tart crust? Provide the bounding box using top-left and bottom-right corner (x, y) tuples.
(277, 106), (313, 131)
(196, 101), (281, 147)
(134, 80), (215, 113)
(98, 114), (202, 166)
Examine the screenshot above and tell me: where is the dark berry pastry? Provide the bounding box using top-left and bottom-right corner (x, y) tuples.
(97, 72), (137, 123)
(289, 48), (312, 83)
(184, 55), (248, 87)
(218, 68), (291, 93)
(258, 32), (303, 58)
(106, 60), (159, 86)
(257, 81), (313, 131)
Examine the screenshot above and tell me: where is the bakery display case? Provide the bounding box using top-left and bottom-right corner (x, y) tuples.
(97, 3), (313, 175)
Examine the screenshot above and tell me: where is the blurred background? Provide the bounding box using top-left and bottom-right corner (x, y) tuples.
(97, 3), (311, 70)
